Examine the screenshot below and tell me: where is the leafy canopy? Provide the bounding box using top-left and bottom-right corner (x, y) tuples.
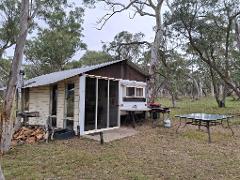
(25, 4), (86, 78)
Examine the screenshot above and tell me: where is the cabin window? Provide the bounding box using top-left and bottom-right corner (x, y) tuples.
(66, 83), (74, 118)
(126, 87), (135, 97)
(125, 87), (144, 98)
(136, 88), (143, 97)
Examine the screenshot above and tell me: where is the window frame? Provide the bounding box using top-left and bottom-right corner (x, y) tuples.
(65, 83), (75, 119)
(125, 86), (144, 98)
(125, 86), (136, 97)
(83, 75), (120, 134)
(135, 87), (144, 97)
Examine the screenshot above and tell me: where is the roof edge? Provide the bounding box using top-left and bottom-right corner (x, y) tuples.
(126, 60), (149, 77)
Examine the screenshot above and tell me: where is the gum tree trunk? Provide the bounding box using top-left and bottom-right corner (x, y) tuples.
(0, 164), (4, 180)
(0, 0), (29, 154)
(148, 2), (164, 103)
(235, 19), (240, 51)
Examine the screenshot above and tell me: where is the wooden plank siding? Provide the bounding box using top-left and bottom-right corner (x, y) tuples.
(88, 61), (147, 82)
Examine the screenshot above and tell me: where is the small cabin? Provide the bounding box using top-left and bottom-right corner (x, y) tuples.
(18, 60), (149, 135)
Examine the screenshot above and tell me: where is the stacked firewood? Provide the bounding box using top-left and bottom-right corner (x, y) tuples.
(12, 126), (45, 145)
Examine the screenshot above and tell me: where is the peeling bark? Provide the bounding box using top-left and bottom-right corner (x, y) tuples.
(148, 2), (164, 102)
(0, 0), (29, 154)
(235, 19), (240, 51)
(0, 163), (4, 180)
(210, 67), (226, 107)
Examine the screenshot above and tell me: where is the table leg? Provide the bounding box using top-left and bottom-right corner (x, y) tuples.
(159, 112), (161, 126)
(130, 112), (136, 128)
(206, 121), (211, 143)
(221, 120), (224, 128)
(100, 132), (104, 145)
(226, 118), (234, 136)
(176, 117), (182, 133)
(198, 120), (201, 130)
(151, 111), (156, 128)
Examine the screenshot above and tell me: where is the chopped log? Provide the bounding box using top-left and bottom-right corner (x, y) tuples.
(24, 129), (34, 136)
(36, 134), (44, 140)
(31, 128), (43, 136)
(26, 137), (36, 144)
(11, 126), (45, 146)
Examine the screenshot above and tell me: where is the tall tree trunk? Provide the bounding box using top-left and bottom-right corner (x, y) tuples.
(210, 67), (225, 107)
(199, 80), (203, 97)
(219, 84), (223, 96)
(211, 82), (215, 97)
(235, 19), (240, 51)
(148, 30), (162, 102)
(0, 163), (4, 180)
(148, 4), (164, 103)
(193, 78), (200, 100)
(170, 91), (176, 108)
(0, 0), (29, 154)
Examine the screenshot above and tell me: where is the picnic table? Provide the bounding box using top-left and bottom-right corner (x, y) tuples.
(175, 113), (234, 143)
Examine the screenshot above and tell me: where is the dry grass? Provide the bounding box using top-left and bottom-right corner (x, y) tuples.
(1, 97), (240, 179)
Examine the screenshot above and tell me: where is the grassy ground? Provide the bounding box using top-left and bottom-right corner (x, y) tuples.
(2, 97), (240, 179)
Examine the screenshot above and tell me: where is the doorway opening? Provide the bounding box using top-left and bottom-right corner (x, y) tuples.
(50, 85), (58, 127)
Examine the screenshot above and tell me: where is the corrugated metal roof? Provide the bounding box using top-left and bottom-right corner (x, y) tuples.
(24, 59), (125, 88)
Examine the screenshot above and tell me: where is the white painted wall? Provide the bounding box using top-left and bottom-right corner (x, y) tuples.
(119, 80), (149, 114)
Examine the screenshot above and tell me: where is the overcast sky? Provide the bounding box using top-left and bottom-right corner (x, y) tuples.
(6, 1), (168, 61)
(74, 2), (157, 59)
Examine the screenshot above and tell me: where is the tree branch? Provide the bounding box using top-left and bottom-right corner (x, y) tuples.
(96, 0), (138, 30)
(96, 0), (156, 30)
(132, 3), (155, 17)
(108, 41), (151, 48)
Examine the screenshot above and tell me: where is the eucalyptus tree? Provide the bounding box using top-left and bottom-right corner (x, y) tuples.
(0, 0), (20, 59)
(236, 18), (240, 51)
(79, 50), (113, 66)
(166, 0), (240, 106)
(0, 0), (29, 154)
(0, 59), (11, 85)
(0, 0), (77, 154)
(84, 0), (167, 103)
(103, 31), (150, 63)
(187, 49), (229, 106)
(159, 51), (190, 107)
(0, 163), (4, 180)
(25, 6), (86, 78)
(63, 50), (113, 69)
